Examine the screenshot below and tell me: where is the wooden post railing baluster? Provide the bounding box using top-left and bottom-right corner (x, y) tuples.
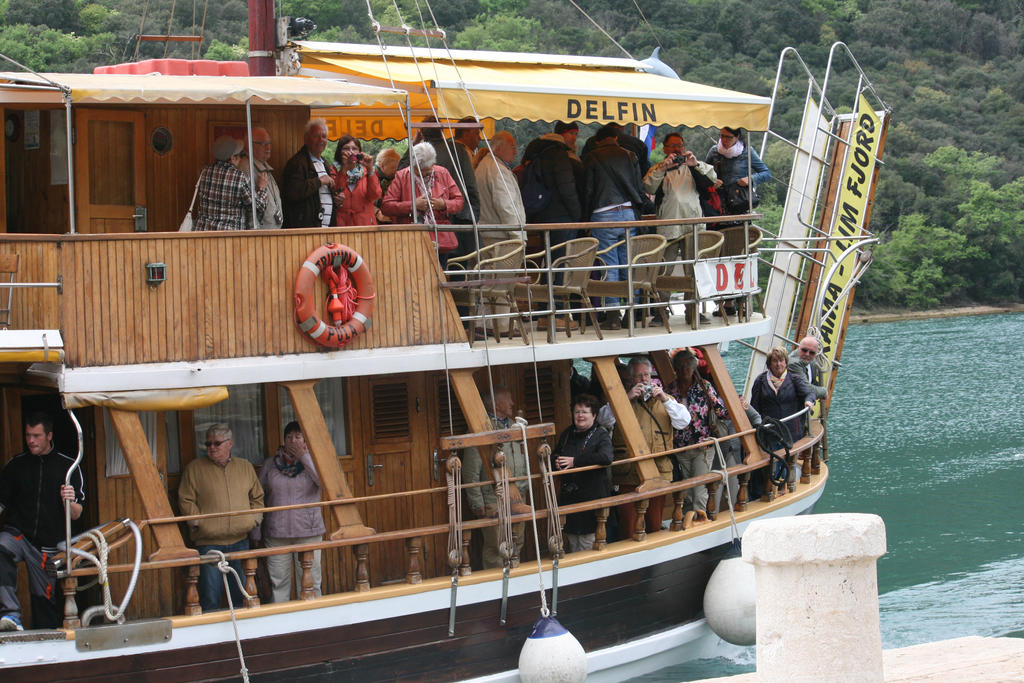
(354, 544), (370, 592)
(299, 550), (315, 600)
(405, 537), (423, 584)
(801, 450), (812, 484)
(459, 529), (472, 576)
(185, 564), (202, 615)
(670, 490), (685, 531)
(707, 480), (719, 520)
(62, 576), (80, 629)
(735, 472), (749, 512)
(593, 509), (608, 550)
(632, 499), (649, 542)
(811, 442), (822, 476)
(243, 558), (260, 608)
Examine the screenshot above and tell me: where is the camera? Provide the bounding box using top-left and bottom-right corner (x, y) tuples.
(640, 383), (654, 402)
(355, 152), (367, 162)
(668, 153), (685, 169)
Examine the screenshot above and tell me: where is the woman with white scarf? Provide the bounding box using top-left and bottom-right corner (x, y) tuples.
(748, 346), (816, 445)
(704, 126), (772, 215)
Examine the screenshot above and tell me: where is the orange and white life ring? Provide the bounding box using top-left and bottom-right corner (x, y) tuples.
(294, 243), (376, 348)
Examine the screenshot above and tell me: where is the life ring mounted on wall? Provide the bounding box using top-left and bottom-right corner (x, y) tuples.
(294, 243), (376, 348)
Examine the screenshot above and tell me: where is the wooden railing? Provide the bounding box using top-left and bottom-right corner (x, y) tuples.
(0, 215), (761, 368)
(60, 422), (823, 626)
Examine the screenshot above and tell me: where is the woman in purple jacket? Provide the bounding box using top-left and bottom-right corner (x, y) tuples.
(257, 421), (326, 602)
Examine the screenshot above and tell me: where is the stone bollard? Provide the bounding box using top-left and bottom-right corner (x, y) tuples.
(742, 513), (887, 682)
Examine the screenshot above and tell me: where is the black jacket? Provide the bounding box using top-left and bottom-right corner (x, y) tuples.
(749, 371), (816, 442)
(581, 142), (651, 219)
(582, 131), (650, 177)
(0, 449), (85, 548)
(281, 146), (336, 228)
(522, 135), (584, 223)
(552, 424), (613, 535)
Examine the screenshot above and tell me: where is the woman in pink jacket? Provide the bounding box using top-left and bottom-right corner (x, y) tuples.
(380, 141), (464, 226)
(332, 135), (382, 226)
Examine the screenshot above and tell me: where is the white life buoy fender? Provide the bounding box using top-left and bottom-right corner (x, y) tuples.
(294, 243), (376, 348)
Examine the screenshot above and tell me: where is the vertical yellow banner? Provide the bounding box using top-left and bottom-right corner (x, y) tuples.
(819, 93), (881, 364)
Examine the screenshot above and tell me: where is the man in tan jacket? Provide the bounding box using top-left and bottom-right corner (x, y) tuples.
(178, 423), (264, 612)
(602, 357), (690, 537)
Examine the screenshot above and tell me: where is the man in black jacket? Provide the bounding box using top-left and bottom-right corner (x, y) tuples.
(581, 122), (651, 177)
(582, 125), (650, 330)
(0, 413), (84, 630)
(520, 121), (584, 246)
(281, 119), (337, 228)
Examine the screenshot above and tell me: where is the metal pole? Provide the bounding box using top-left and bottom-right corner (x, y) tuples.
(65, 93), (76, 234)
(63, 409), (85, 576)
(246, 99), (258, 230)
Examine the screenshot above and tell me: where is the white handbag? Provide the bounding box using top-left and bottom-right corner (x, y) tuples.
(179, 178), (201, 232)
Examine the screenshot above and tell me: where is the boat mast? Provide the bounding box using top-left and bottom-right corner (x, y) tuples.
(248, 0), (276, 76)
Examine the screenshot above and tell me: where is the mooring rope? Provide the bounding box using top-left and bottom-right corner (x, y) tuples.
(515, 417), (551, 617)
(206, 549), (253, 683)
(495, 444), (515, 568)
(537, 443), (563, 558)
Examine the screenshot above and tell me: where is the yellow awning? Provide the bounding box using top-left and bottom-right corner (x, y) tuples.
(0, 72), (407, 108)
(297, 42), (771, 130)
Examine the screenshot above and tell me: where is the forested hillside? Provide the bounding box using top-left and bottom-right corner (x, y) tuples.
(2, 0), (1022, 309)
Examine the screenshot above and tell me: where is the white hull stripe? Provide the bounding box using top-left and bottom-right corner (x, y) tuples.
(302, 261), (321, 277)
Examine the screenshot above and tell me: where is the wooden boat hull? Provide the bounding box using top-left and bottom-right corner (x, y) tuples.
(2, 482), (823, 682)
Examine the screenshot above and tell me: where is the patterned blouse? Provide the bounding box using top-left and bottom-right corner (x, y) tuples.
(669, 378), (729, 447)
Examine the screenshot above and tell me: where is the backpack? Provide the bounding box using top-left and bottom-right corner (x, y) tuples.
(519, 158), (552, 218)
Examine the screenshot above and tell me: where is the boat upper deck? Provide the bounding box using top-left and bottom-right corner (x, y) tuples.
(0, 224), (764, 393)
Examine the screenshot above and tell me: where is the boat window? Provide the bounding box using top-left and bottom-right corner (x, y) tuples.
(103, 409), (180, 476)
(280, 377), (348, 457)
(193, 383), (265, 465)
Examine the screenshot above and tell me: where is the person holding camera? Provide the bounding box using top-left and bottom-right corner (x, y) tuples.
(603, 357), (691, 538)
(643, 132), (718, 263)
(332, 135), (382, 226)
(551, 394), (613, 553)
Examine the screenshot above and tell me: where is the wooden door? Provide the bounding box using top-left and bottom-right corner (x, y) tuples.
(74, 110), (146, 234)
(348, 373), (439, 585)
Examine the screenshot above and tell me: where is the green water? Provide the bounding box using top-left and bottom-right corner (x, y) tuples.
(643, 312), (1024, 680)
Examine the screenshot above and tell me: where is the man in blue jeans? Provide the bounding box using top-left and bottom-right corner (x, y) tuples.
(178, 424), (263, 612)
(581, 124), (650, 330)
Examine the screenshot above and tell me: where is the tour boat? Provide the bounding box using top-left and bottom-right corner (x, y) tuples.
(0, 20), (888, 682)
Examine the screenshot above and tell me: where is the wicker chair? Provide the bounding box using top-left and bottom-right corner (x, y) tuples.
(514, 237), (602, 343)
(654, 230), (725, 329)
(588, 233), (669, 330)
(446, 239), (530, 345)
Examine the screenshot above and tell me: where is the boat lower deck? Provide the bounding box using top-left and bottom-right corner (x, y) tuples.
(1, 464), (826, 682)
